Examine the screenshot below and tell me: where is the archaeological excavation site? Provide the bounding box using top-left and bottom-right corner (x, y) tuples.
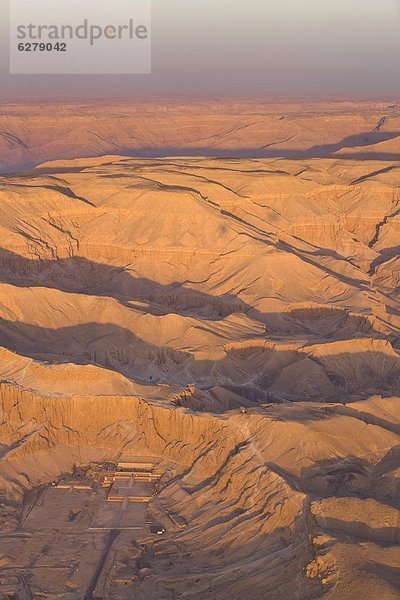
(0, 100), (399, 599)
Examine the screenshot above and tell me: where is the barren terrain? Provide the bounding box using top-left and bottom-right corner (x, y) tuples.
(0, 101), (399, 599)
(1, 99), (400, 173)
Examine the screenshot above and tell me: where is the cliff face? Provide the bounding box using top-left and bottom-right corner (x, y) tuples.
(0, 385), (240, 484)
(1, 384), (399, 599)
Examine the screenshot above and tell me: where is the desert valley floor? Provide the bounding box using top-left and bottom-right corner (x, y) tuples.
(0, 101), (399, 599)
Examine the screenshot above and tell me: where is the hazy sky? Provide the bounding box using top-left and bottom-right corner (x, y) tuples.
(1, 0), (399, 98)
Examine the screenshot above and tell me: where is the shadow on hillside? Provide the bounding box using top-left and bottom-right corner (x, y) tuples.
(362, 562), (400, 589)
(0, 313), (398, 403)
(0, 318), (192, 383)
(265, 449), (400, 510)
(1, 129), (400, 176)
(0, 248), (247, 319)
(315, 516), (399, 546)
(0, 248), (380, 335)
(77, 129), (400, 161)
(296, 449), (400, 507)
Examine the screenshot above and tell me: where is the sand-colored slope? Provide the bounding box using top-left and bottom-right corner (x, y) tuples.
(0, 155), (399, 399)
(0, 153), (399, 599)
